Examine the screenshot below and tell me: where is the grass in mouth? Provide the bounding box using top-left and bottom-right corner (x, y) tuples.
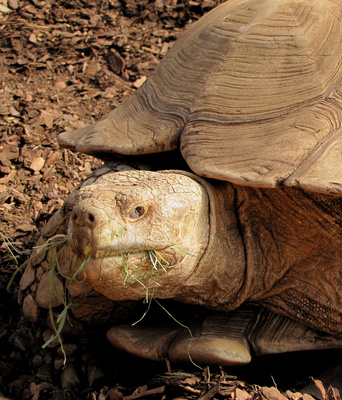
(122, 249), (173, 303)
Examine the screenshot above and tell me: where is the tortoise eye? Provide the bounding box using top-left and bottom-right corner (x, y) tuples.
(130, 206), (146, 219)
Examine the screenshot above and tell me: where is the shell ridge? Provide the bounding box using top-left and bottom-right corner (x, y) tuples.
(283, 126), (342, 189)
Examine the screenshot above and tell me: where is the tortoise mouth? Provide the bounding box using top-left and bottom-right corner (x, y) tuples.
(72, 247), (176, 288)
(92, 249), (146, 260)
(68, 233), (157, 260)
(72, 245), (163, 261)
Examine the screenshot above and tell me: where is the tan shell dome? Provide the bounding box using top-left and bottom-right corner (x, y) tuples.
(58, 0), (342, 193)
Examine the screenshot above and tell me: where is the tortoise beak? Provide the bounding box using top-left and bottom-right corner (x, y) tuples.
(68, 201), (126, 258)
(68, 202), (104, 257)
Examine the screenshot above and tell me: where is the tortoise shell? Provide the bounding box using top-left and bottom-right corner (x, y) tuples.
(58, 0), (342, 193)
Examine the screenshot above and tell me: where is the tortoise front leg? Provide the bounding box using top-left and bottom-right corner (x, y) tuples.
(107, 306), (342, 367)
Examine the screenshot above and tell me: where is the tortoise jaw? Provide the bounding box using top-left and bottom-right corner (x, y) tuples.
(68, 232), (167, 261)
(69, 246), (184, 301)
(70, 245), (173, 277)
(68, 225), (151, 260)
(70, 241), (145, 260)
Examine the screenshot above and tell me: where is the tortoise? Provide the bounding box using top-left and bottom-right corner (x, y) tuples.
(23, 0), (342, 366)
(20, 163), (342, 366)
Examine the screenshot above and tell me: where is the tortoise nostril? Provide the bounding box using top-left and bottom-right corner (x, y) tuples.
(71, 209), (96, 226)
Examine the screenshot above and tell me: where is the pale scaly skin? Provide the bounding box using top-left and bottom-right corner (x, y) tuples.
(68, 170), (210, 301)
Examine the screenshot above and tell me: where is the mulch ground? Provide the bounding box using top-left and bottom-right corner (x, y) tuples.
(1, 0), (342, 399)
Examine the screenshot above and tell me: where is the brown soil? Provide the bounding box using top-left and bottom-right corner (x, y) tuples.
(1, 0), (342, 399)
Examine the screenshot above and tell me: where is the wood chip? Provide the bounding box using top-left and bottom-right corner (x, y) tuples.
(9, 187), (29, 203)
(16, 223), (36, 232)
(108, 387), (124, 400)
(9, 106), (21, 117)
(29, 33), (37, 44)
(286, 390), (315, 400)
(0, 145), (19, 161)
(54, 81), (67, 89)
(0, 170), (16, 184)
(0, 4), (12, 13)
(123, 386), (165, 400)
(234, 388), (253, 400)
(8, 0), (18, 9)
(313, 379), (328, 400)
(198, 382), (220, 400)
(30, 156), (45, 172)
(46, 151), (62, 166)
(133, 76), (147, 88)
(329, 387), (342, 400)
(259, 387), (288, 400)
(107, 50), (125, 74)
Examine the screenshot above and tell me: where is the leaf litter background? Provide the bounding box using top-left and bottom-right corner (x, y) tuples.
(1, 0), (342, 399)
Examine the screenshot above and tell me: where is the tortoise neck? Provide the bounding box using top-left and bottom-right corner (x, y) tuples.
(174, 177), (248, 310)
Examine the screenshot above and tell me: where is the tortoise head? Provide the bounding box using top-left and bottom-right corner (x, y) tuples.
(67, 170), (210, 301)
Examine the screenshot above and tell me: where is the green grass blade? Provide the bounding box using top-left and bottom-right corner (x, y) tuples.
(153, 299), (203, 370)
